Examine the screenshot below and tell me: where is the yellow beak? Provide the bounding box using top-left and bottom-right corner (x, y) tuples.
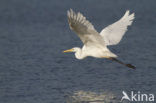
(63, 49), (74, 53)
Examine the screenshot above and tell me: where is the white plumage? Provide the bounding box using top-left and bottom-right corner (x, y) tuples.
(63, 9), (136, 69)
(100, 10), (135, 45)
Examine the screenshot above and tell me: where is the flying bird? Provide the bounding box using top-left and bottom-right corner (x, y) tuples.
(63, 9), (136, 69)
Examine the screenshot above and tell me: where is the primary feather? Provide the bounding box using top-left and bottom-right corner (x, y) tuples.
(100, 10), (135, 46)
(67, 9), (106, 47)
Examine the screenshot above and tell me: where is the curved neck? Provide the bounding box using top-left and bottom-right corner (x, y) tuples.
(75, 48), (85, 59)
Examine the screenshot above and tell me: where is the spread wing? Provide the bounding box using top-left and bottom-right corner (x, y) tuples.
(67, 9), (105, 46)
(100, 10), (135, 46)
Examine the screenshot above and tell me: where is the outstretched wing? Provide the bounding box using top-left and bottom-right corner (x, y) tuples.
(67, 9), (105, 46)
(100, 10), (135, 46)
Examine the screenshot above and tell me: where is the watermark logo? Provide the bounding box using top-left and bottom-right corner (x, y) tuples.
(121, 91), (154, 102)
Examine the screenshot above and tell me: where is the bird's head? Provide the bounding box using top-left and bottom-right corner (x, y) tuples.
(63, 47), (85, 59)
(63, 47), (80, 53)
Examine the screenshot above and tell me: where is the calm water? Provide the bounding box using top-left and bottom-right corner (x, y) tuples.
(0, 0), (156, 103)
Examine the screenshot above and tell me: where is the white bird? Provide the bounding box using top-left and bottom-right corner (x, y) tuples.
(63, 9), (136, 69)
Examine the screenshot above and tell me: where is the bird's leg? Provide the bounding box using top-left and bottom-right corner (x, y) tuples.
(108, 57), (136, 69)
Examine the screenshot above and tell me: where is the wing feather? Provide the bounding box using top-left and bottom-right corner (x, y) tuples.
(67, 9), (105, 46)
(100, 10), (135, 46)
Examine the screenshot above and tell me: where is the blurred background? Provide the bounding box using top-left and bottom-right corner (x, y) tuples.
(0, 0), (156, 103)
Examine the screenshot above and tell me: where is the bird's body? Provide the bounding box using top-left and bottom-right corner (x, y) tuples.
(63, 9), (136, 69)
(76, 45), (116, 59)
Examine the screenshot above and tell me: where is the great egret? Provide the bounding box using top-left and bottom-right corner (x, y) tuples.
(63, 9), (136, 69)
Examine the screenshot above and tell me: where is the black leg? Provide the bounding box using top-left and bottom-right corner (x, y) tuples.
(108, 57), (136, 69)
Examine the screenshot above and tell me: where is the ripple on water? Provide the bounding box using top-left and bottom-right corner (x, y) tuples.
(65, 90), (121, 103)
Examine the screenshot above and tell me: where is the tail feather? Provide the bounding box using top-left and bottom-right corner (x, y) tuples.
(108, 57), (136, 69)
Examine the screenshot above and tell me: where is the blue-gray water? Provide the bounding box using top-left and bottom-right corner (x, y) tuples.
(0, 0), (156, 103)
